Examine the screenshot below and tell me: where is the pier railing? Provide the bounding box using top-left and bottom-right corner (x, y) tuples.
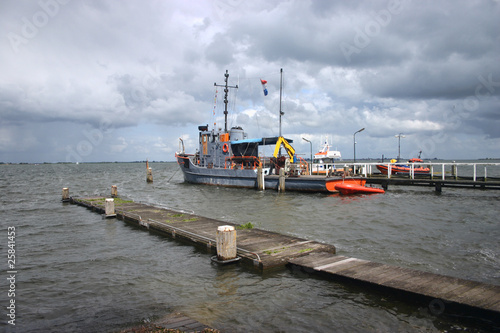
(315, 162), (500, 181)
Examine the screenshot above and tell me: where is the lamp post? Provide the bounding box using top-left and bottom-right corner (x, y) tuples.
(395, 133), (405, 161)
(302, 137), (312, 175)
(353, 128), (365, 164)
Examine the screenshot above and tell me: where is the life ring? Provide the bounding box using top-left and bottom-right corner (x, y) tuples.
(222, 143), (229, 153)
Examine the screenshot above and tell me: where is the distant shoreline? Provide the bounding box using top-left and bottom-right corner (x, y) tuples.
(2, 158), (500, 165)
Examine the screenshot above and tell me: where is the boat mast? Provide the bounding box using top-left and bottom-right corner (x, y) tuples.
(279, 68), (284, 138)
(214, 70), (238, 133)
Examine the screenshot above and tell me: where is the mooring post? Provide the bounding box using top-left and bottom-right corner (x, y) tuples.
(257, 165), (265, 191)
(147, 168), (153, 183)
(111, 185), (118, 198)
(278, 167), (285, 192)
(216, 225), (237, 261)
(146, 160), (153, 183)
(62, 188), (70, 202)
(105, 198), (116, 218)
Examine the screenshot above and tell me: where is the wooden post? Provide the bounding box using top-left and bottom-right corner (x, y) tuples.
(216, 225), (237, 261)
(257, 165), (265, 191)
(146, 160), (153, 183)
(62, 188), (69, 202)
(105, 198), (116, 217)
(111, 185), (118, 197)
(278, 167), (285, 192)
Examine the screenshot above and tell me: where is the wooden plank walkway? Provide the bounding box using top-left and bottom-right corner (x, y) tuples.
(288, 252), (500, 317)
(68, 196), (500, 321)
(69, 196), (335, 270)
(364, 175), (500, 191)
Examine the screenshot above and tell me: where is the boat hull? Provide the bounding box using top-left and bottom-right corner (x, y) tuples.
(176, 154), (258, 188)
(177, 154), (366, 193)
(376, 164), (430, 175)
(334, 183), (385, 195)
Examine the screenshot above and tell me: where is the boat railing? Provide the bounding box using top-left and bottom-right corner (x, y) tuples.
(224, 155), (262, 170)
(323, 162), (500, 181)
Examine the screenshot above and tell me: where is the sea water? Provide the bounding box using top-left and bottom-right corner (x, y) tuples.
(0, 162), (499, 332)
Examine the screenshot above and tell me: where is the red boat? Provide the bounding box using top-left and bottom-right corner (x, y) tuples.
(376, 157), (430, 175)
(334, 183), (385, 195)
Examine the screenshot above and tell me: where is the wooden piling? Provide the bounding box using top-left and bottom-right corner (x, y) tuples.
(146, 160), (153, 183)
(278, 168), (285, 192)
(62, 188), (69, 202)
(105, 198), (116, 217)
(257, 165), (265, 191)
(216, 225), (237, 261)
(111, 185), (118, 197)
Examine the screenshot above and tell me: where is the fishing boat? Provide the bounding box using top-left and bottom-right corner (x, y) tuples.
(311, 137), (342, 175)
(175, 70), (366, 193)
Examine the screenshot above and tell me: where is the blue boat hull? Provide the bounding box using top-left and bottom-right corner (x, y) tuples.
(176, 155), (258, 188)
(176, 154), (366, 193)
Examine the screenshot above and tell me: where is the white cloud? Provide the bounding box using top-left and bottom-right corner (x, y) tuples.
(0, 0), (499, 162)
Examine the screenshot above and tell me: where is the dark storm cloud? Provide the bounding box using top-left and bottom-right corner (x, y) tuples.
(0, 0), (498, 162)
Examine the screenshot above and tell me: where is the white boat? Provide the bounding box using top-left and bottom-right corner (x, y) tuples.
(311, 137), (342, 175)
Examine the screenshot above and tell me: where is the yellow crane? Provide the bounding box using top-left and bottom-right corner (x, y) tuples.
(273, 136), (296, 163)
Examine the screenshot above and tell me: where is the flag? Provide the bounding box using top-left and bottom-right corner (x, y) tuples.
(260, 79), (268, 96)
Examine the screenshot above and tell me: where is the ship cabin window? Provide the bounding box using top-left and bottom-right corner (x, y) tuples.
(313, 158), (334, 164)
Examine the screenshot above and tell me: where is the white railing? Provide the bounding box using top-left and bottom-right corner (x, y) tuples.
(309, 162), (500, 181)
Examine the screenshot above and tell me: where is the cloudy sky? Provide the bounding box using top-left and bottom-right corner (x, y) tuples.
(1, 0), (499, 163)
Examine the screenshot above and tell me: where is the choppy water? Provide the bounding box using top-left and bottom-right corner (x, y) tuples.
(1, 162), (499, 332)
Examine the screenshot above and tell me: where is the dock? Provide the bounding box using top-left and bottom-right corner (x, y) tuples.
(288, 253), (500, 319)
(69, 196), (336, 270)
(344, 161), (500, 192)
(364, 174), (500, 191)
(68, 195), (500, 322)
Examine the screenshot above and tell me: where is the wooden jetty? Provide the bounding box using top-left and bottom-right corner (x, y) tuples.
(68, 195), (500, 322)
(69, 196), (336, 270)
(288, 253), (500, 319)
(364, 175), (500, 192)
(339, 161), (500, 192)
